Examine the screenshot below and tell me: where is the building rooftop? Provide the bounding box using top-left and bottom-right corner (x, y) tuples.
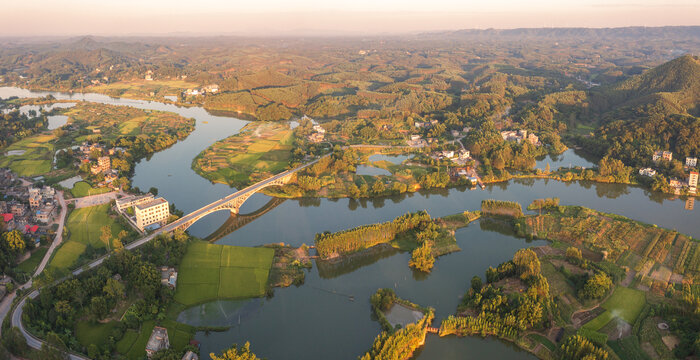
(135, 197), (168, 211)
(116, 193), (153, 205)
(146, 326), (169, 353)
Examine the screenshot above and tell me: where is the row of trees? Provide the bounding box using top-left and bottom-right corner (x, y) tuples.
(481, 199), (524, 218)
(315, 211), (431, 259)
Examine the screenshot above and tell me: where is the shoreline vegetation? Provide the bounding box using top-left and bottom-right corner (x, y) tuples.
(314, 200), (699, 360)
(314, 210), (480, 273)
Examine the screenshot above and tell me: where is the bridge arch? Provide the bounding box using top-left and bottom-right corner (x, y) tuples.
(173, 172), (295, 231)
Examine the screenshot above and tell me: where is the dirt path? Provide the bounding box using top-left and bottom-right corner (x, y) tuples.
(570, 290), (615, 328)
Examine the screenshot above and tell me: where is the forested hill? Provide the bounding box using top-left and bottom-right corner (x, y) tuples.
(594, 55), (700, 117)
(577, 55), (700, 173)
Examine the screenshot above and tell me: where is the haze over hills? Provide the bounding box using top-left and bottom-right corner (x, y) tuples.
(437, 26), (700, 40)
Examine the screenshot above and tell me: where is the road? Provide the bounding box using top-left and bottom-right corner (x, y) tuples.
(6, 155), (327, 357)
(0, 191), (68, 338)
(34, 191), (68, 277)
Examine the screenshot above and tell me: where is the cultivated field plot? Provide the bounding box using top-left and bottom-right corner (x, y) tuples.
(174, 242), (275, 306)
(523, 207), (692, 277)
(70, 181), (112, 197)
(583, 286), (646, 330)
(0, 133), (55, 176)
(91, 79), (192, 100)
(64, 102), (194, 141)
(50, 203), (129, 270)
(192, 122), (294, 187)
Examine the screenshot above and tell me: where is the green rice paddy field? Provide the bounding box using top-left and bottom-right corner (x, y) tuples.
(0, 133), (55, 176)
(583, 286), (647, 330)
(50, 204), (129, 270)
(174, 242), (274, 306)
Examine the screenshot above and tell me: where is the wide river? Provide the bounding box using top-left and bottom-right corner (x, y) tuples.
(1, 87), (698, 359)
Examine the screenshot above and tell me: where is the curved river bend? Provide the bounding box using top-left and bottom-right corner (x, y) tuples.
(2, 87), (698, 360)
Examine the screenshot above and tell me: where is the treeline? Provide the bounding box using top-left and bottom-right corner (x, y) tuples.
(0, 230), (36, 281)
(527, 198), (560, 211)
(440, 249), (551, 339)
(359, 309), (434, 360)
(22, 231), (194, 359)
(315, 211), (431, 259)
(0, 107), (47, 148)
(481, 199), (523, 218)
(557, 335), (609, 360)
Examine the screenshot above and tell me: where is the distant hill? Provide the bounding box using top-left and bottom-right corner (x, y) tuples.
(435, 26), (700, 40)
(595, 55), (700, 117)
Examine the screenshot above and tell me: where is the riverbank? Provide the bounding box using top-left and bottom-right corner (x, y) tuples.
(435, 202), (699, 360)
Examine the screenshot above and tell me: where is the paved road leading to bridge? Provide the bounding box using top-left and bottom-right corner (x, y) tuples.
(7, 154), (327, 358)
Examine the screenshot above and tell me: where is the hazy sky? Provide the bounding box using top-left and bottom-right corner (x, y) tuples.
(2, 0), (699, 36)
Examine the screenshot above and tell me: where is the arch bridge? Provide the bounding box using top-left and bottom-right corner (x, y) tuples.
(170, 155), (325, 232)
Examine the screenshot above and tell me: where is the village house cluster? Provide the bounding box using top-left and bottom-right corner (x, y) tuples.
(0, 169), (57, 243)
(642, 151), (698, 194)
(77, 142), (123, 188)
(406, 127), (470, 148)
(308, 124), (326, 143)
(430, 149), (471, 165)
(183, 84), (219, 97)
(500, 129), (540, 146)
(115, 193), (170, 231)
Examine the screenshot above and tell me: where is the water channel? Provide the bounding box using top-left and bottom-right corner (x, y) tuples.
(1, 86), (698, 359)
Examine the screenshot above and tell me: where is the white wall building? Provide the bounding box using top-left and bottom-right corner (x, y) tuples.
(135, 197), (170, 231)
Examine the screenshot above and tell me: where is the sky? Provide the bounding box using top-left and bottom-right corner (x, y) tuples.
(2, 0), (699, 36)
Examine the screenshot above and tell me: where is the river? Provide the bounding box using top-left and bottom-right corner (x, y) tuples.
(1, 86), (698, 360)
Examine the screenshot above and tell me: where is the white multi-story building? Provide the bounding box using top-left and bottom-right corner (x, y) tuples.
(134, 197), (169, 231)
(686, 157), (698, 167)
(116, 193), (154, 212)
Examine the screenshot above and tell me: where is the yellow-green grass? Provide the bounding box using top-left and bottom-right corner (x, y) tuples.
(0, 133), (55, 176)
(50, 204), (128, 270)
(583, 286), (646, 330)
(160, 319), (195, 350)
(125, 320), (155, 360)
(70, 181), (112, 198)
(75, 321), (120, 348)
(174, 242), (274, 306)
(116, 330), (139, 355)
(15, 247), (48, 274)
(192, 122), (294, 187)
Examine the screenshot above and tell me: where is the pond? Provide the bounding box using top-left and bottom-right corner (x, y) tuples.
(535, 148), (596, 170)
(368, 153), (411, 164)
(47, 115), (69, 130)
(356, 165), (392, 176)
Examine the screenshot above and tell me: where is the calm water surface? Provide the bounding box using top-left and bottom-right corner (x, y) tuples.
(2, 86), (697, 360)
(535, 148), (596, 170)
